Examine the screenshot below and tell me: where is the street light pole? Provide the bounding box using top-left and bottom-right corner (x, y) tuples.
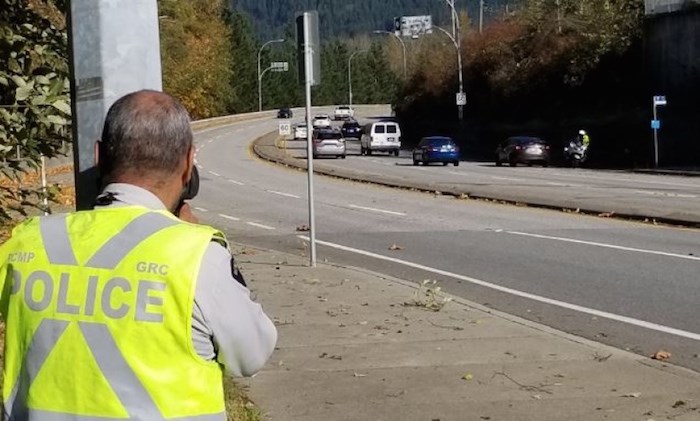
(257, 38), (284, 112)
(348, 50), (368, 108)
(373, 30), (407, 78)
(442, 0), (464, 120)
(479, 0), (485, 33)
(433, 26), (464, 121)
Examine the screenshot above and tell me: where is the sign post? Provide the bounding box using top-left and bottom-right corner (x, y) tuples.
(652, 95), (667, 167)
(296, 11), (321, 267)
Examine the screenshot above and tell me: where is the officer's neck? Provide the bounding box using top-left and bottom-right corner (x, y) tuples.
(106, 175), (181, 212)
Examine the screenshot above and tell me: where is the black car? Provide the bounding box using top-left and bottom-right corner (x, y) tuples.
(496, 136), (551, 167)
(277, 107), (293, 119)
(341, 120), (362, 139)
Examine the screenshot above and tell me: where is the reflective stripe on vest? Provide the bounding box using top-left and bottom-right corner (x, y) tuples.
(2, 210), (226, 420)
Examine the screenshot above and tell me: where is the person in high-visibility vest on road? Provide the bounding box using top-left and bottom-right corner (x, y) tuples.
(579, 129), (591, 148)
(0, 90), (278, 420)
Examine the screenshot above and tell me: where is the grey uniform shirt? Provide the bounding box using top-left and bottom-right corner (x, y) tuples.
(96, 183), (277, 377)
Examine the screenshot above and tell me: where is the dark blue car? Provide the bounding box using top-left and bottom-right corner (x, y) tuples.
(341, 119), (362, 139)
(412, 136), (460, 166)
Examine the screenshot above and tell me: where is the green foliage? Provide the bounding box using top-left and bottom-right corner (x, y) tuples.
(231, 0), (516, 38)
(159, 0), (235, 119)
(0, 0), (71, 222)
(395, 0), (647, 164)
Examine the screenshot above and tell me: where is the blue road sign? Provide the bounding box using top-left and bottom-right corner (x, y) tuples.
(651, 119), (661, 129)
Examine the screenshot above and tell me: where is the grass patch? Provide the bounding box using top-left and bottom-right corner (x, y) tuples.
(225, 377), (264, 421)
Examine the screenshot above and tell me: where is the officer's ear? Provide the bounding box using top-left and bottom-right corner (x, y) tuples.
(94, 140), (100, 168)
(182, 145), (195, 186)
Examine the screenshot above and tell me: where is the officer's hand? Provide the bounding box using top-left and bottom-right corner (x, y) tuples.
(178, 202), (199, 224)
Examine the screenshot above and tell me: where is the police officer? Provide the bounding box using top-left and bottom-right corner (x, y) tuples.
(578, 129), (591, 148)
(0, 90), (277, 420)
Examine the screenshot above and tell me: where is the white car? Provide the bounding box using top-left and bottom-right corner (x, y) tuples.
(334, 105), (354, 121)
(294, 124), (308, 140)
(312, 114), (331, 128)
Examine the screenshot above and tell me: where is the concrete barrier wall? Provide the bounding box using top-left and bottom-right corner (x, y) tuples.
(645, 8), (700, 165)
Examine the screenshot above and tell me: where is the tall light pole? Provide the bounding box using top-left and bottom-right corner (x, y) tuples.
(442, 0), (465, 120)
(433, 26), (464, 121)
(257, 38), (284, 112)
(372, 30), (407, 78)
(348, 50), (368, 108)
(479, 0), (485, 33)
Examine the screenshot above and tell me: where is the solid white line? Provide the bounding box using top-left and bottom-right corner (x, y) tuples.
(348, 204), (407, 216)
(247, 222), (276, 230)
(218, 214), (240, 221)
(267, 190), (301, 199)
(633, 190), (697, 199)
(208, 171), (221, 177)
(227, 179), (245, 186)
(297, 236), (700, 341)
(506, 231), (700, 262)
(194, 207), (208, 212)
(491, 176), (520, 181)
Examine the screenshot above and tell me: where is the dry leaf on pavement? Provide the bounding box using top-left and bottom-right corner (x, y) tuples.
(651, 350), (671, 360)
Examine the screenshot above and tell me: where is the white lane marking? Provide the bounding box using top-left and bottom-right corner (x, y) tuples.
(297, 236), (700, 342)
(491, 176), (520, 181)
(208, 171), (221, 177)
(196, 164), (203, 169)
(506, 231), (700, 262)
(247, 222), (276, 230)
(634, 190), (698, 199)
(546, 182), (585, 187)
(194, 207), (208, 212)
(267, 190), (301, 199)
(575, 172), (700, 189)
(227, 179), (245, 186)
(218, 214), (240, 221)
(348, 204), (407, 216)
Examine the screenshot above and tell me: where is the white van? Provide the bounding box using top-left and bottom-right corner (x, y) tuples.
(360, 121), (401, 156)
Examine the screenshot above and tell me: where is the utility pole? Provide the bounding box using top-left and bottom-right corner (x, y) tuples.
(68, 0), (162, 210)
(479, 0), (484, 33)
(442, 0), (465, 121)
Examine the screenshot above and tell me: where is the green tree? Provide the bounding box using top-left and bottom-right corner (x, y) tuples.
(159, 0), (234, 119)
(227, 8), (259, 113)
(0, 0), (71, 221)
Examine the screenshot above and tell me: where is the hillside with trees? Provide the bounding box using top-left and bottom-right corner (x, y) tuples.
(230, 0), (515, 38)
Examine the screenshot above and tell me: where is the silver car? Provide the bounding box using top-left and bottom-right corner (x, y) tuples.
(312, 129), (346, 159)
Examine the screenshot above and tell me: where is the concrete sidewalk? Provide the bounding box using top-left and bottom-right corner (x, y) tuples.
(236, 244), (700, 421)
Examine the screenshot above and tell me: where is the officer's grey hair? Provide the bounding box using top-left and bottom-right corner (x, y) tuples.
(99, 90), (192, 181)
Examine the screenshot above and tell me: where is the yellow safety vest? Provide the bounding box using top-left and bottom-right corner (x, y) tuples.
(0, 206), (226, 420)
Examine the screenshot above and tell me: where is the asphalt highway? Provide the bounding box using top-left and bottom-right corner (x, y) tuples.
(192, 107), (700, 372)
